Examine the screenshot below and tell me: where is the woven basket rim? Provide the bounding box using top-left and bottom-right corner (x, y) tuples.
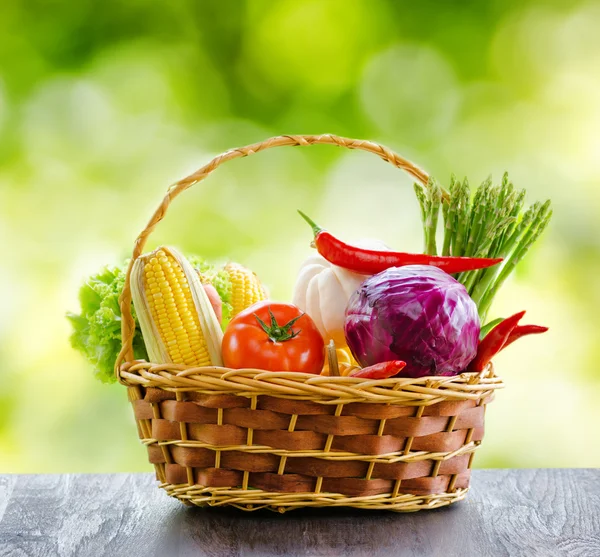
(119, 360), (502, 403)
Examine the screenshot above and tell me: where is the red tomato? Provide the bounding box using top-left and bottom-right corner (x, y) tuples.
(222, 301), (325, 374)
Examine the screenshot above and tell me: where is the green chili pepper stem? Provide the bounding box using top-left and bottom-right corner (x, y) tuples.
(480, 317), (505, 340)
(297, 210), (323, 237)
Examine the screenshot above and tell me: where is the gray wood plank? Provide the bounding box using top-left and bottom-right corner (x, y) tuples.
(0, 474), (182, 557)
(0, 470), (598, 557)
(0, 476), (16, 524)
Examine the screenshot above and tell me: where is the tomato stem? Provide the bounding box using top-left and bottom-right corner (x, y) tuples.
(254, 307), (303, 343)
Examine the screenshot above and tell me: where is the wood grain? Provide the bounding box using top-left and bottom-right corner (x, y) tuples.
(0, 470), (598, 557)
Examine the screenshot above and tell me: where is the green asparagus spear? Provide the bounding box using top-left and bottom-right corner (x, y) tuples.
(452, 178), (471, 257)
(442, 175), (458, 256)
(478, 201), (552, 321)
(412, 171), (552, 319)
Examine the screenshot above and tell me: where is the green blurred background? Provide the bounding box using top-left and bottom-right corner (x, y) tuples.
(1, 0), (599, 473)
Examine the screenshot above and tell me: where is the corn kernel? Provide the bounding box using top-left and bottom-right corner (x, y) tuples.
(225, 263), (267, 317)
(133, 248), (217, 367)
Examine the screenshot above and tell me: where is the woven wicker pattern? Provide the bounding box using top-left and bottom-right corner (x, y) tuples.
(120, 364), (501, 511)
(116, 134), (503, 512)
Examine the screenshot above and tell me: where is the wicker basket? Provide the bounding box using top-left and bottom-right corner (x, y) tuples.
(116, 134), (504, 513)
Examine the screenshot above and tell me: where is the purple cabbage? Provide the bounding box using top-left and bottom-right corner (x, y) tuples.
(344, 265), (480, 378)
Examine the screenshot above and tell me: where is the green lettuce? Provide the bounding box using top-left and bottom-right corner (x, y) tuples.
(67, 265), (146, 383)
(67, 256), (232, 384)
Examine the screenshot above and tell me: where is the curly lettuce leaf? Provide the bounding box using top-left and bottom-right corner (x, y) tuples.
(67, 265), (147, 384)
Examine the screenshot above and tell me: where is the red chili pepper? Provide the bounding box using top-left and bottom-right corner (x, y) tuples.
(468, 311), (526, 372)
(502, 325), (549, 350)
(298, 211), (503, 275)
(349, 360), (407, 379)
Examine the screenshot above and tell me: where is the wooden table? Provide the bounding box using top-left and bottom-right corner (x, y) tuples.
(1, 469), (598, 556)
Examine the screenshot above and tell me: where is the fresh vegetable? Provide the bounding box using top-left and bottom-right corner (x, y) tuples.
(67, 265), (148, 383)
(298, 211), (503, 276)
(480, 319), (548, 346)
(195, 262), (233, 327)
(321, 343), (357, 376)
(349, 360), (407, 379)
(469, 313), (548, 372)
(224, 262), (267, 318)
(414, 175), (552, 321)
(344, 265), (480, 378)
(201, 283), (223, 323)
(471, 320), (548, 372)
(130, 247), (223, 366)
(222, 301), (325, 373)
(68, 254), (231, 382)
(503, 324), (549, 349)
(468, 311), (525, 372)
(292, 240), (389, 345)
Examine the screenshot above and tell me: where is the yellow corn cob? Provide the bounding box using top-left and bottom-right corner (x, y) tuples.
(131, 247), (223, 367)
(224, 262), (267, 317)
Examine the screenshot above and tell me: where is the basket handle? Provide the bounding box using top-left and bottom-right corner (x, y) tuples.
(116, 133), (433, 375)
